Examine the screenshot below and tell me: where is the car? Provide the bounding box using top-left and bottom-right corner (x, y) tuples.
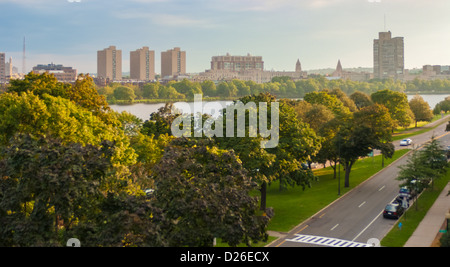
(444, 146), (450, 159)
(400, 139), (412, 146)
(383, 203), (405, 219)
(399, 186), (412, 199)
(144, 188), (155, 197)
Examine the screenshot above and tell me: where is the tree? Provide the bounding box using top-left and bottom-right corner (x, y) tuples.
(114, 86), (136, 101)
(304, 91), (351, 117)
(8, 72), (69, 98)
(396, 149), (433, 211)
(201, 80), (217, 97)
(371, 89), (414, 129)
(141, 103), (180, 138)
(420, 137), (448, 189)
(151, 138), (270, 247)
(0, 134), (115, 246)
(141, 83), (160, 99)
(350, 91), (373, 109)
(0, 92), (137, 166)
(216, 82), (237, 98)
(338, 121), (375, 188)
(409, 95), (434, 128)
(353, 103), (395, 166)
(171, 79), (202, 98)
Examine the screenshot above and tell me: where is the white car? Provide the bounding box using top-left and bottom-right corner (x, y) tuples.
(400, 139), (412, 146)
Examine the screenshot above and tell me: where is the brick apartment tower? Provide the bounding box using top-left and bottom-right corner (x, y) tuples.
(161, 47), (186, 78)
(130, 46), (155, 81)
(0, 53), (5, 83)
(97, 46), (122, 81)
(374, 31), (404, 80)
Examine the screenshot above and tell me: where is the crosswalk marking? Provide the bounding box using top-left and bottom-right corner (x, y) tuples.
(286, 234), (373, 247)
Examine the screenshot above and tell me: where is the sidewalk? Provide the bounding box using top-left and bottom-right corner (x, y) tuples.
(404, 182), (450, 247)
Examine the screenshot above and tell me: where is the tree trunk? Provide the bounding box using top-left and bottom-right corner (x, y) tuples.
(260, 181), (267, 211)
(344, 161), (354, 188)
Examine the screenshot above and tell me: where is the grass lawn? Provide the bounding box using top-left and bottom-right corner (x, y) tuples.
(265, 149), (410, 233)
(380, 169), (450, 247)
(393, 114), (450, 141)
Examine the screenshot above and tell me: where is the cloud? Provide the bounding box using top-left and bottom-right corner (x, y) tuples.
(114, 10), (215, 28)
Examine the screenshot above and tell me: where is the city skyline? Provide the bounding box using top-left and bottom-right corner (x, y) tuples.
(1, 0), (450, 75)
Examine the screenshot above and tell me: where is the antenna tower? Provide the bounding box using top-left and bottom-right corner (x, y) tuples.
(22, 37), (26, 74)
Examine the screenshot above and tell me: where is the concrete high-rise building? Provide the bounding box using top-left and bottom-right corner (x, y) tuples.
(5, 57), (13, 78)
(374, 31), (404, 80)
(130, 46), (155, 81)
(97, 46), (122, 81)
(161, 47), (186, 78)
(0, 53), (5, 83)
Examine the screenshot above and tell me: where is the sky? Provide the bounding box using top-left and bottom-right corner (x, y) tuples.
(1, 0), (450, 75)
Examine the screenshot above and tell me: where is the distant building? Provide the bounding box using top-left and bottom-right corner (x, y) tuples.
(5, 57), (13, 78)
(405, 65), (450, 81)
(161, 47), (186, 78)
(194, 54), (307, 83)
(32, 63), (78, 82)
(330, 60), (373, 82)
(374, 31), (404, 80)
(97, 46), (122, 81)
(130, 46), (155, 81)
(0, 53), (5, 83)
(211, 53), (264, 72)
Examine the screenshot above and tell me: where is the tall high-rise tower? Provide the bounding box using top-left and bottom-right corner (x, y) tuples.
(130, 47), (155, 81)
(0, 53), (6, 83)
(97, 46), (122, 81)
(373, 31), (404, 80)
(161, 47), (186, 78)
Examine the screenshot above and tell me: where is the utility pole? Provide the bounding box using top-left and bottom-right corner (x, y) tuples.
(22, 36), (26, 74)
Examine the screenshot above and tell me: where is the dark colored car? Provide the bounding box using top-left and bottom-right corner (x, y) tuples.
(383, 203), (405, 219)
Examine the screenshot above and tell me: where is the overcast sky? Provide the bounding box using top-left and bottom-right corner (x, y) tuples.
(1, 0), (450, 74)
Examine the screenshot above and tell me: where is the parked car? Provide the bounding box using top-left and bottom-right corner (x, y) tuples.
(400, 139), (412, 146)
(393, 195), (408, 206)
(444, 146), (450, 159)
(383, 203), (405, 219)
(399, 186), (413, 200)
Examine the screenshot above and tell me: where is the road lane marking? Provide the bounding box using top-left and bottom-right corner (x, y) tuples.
(352, 196), (398, 242)
(330, 224), (339, 231)
(287, 234), (372, 247)
(378, 185), (385, 192)
(358, 201), (366, 208)
(295, 225), (309, 234)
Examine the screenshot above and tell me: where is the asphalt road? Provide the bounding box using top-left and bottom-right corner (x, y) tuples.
(268, 118), (450, 248)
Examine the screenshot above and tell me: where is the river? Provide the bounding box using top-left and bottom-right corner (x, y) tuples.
(110, 94), (450, 121)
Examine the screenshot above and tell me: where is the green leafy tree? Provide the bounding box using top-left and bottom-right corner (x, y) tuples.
(350, 91), (373, 109)
(0, 134), (115, 246)
(304, 91), (351, 117)
(0, 92), (136, 166)
(371, 89), (414, 129)
(338, 121), (377, 188)
(409, 95), (434, 128)
(201, 80), (217, 97)
(8, 72), (69, 98)
(152, 138), (270, 247)
(114, 86), (136, 101)
(217, 81), (238, 98)
(420, 137), (448, 189)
